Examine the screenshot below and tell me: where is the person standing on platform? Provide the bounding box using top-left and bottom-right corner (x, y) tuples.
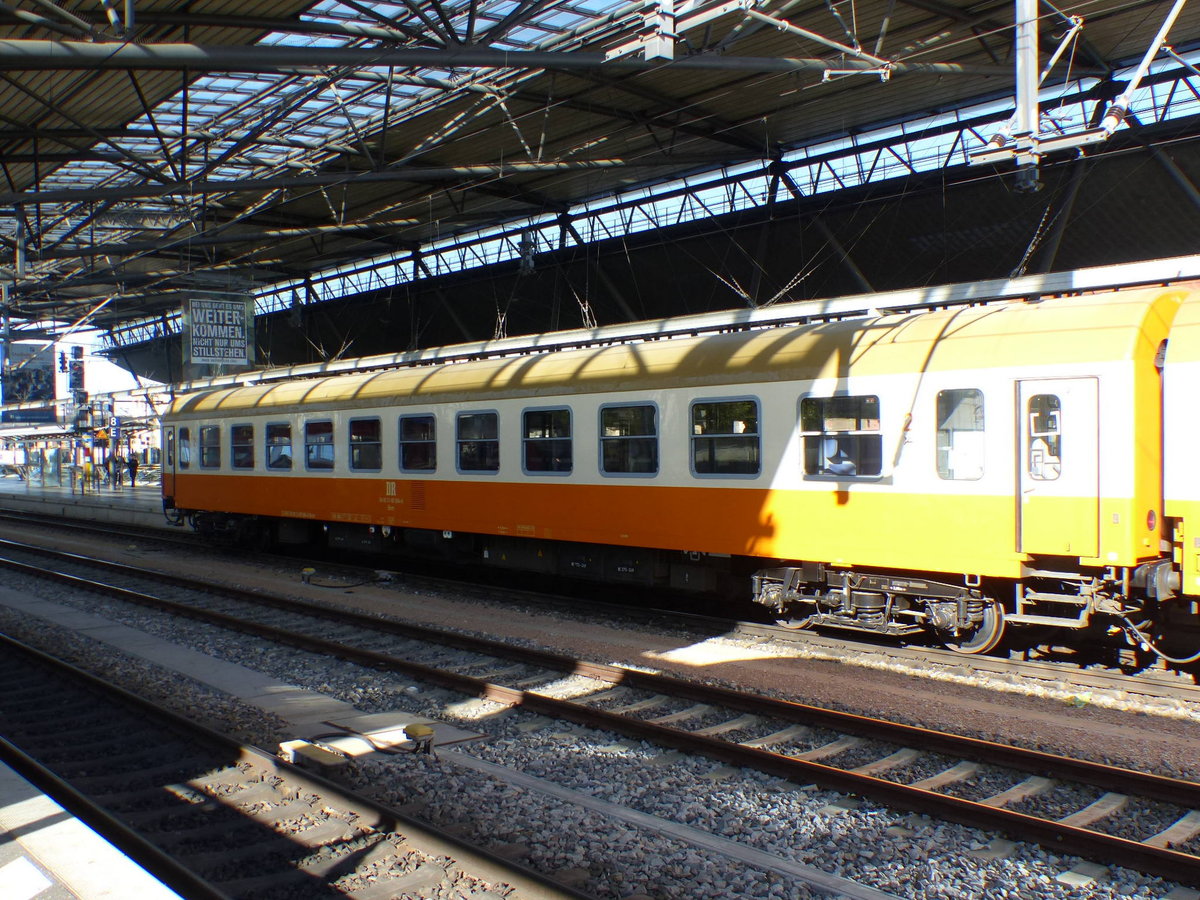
(111, 454), (124, 489)
(127, 455), (139, 487)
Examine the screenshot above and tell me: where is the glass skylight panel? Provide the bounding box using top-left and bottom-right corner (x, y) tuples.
(14, 0), (641, 259)
(120, 141), (161, 157)
(358, 1), (407, 14)
(530, 9), (589, 31)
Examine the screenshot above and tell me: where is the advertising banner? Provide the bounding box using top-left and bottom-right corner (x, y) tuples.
(1, 341), (56, 423)
(184, 295), (255, 366)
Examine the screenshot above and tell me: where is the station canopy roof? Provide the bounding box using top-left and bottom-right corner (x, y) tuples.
(0, 0), (1198, 337)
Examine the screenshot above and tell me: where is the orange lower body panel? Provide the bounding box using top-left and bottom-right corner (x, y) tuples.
(170, 472), (1029, 578)
(173, 473), (748, 550)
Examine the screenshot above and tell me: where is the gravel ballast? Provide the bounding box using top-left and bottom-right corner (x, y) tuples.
(1, 565), (1198, 900)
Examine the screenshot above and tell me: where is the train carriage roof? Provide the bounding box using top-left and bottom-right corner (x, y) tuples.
(168, 286), (1192, 417)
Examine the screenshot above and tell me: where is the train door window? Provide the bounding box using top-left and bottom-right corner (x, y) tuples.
(1027, 394), (1062, 481)
(305, 420), (335, 470)
(266, 423), (293, 470)
(691, 399), (760, 476)
(231, 424), (255, 469)
(165, 429), (175, 468)
(936, 389), (984, 480)
(523, 408), (572, 474)
(199, 425), (221, 469)
(457, 412), (499, 472)
(399, 414), (436, 472)
(178, 427), (191, 469)
(600, 404), (658, 475)
(800, 395), (882, 477)
(349, 418), (382, 471)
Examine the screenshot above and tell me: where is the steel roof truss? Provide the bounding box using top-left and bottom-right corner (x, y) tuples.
(0, 0), (88, 39)
(335, 0), (441, 46)
(0, 0), (1196, 328)
(0, 72), (171, 188)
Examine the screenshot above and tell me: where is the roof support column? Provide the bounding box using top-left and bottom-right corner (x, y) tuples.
(1013, 0), (1040, 190)
(14, 211), (24, 279)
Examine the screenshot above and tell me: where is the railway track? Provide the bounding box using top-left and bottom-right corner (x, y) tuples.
(2, 508), (1197, 710)
(0, 506), (215, 547)
(2, 539), (1200, 890)
(0, 633), (596, 900)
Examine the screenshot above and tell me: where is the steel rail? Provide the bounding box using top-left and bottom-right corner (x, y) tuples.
(0, 731), (231, 900)
(0, 535), (1195, 802)
(1, 518), (1197, 708)
(0, 631), (599, 900)
(3, 546), (1200, 886)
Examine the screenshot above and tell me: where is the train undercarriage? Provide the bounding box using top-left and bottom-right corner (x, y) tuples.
(171, 504), (1199, 664)
(751, 565), (1006, 653)
(173, 508), (745, 595)
(751, 557), (1196, 661)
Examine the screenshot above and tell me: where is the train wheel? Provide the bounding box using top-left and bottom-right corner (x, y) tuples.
(944, 598), (1005, 654)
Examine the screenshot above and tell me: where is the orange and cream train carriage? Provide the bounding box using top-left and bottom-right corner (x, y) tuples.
(162, 282), (1200, 658)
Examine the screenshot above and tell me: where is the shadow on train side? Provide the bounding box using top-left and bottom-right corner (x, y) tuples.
(165, 285), (1198, 666)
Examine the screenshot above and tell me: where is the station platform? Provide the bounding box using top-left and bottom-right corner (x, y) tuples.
(0, 475), (175, 533)
(0, 758), (184, 900)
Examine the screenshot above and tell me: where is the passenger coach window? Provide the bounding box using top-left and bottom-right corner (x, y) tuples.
(305, 420), (334, 470)
(231, 424), (254, 469)
(165, 430), (175, 467)
(1028, 394), (1062, 481)
(801, 395), (882, 477)
(399, 414), (436, 472)
(178, 427), (191, 469)
(691, 400), (760, 475)
(349, 418), (382, 471)
(266, 423), (292, 470)
(600, 404), (658, 475)
(936, 389), (984, 480)
(523, 408), (572, 473)
(199, 425), (221, 469)
(457, 412), (499, 472)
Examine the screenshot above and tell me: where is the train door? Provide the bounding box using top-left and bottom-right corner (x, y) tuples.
(162, 425), (176, 501)
(1017, 378), (1099, 557)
